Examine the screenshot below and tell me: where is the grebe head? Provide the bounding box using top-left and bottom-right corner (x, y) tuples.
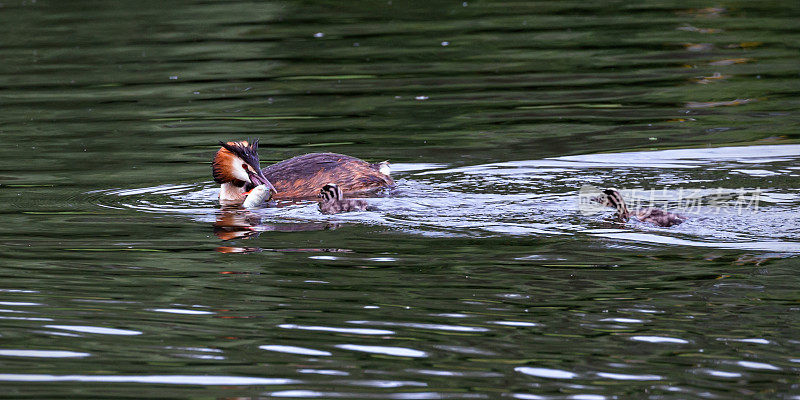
(212, 139), (277, 194)
(319, 183), (343, 202)
(594, 188), (631, 221)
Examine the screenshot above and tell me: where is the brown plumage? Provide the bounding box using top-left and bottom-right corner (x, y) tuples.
(630, 207), (686, 227)
(594, 188), (686, 227)
(318, 183), (369, 214)
(212, 140), (393, 203)
(264, 153), (393, 199)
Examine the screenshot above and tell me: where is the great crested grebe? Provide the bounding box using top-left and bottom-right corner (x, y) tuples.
(318, 183), (369, 214)
(594, 188), (686, 227)
(212, 140), (393, 204)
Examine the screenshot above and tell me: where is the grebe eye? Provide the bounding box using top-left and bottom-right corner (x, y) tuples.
(242, 163), (249, 171)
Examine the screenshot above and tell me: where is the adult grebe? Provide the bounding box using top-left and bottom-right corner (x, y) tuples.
(318, 183), (369, 214)
(594, 188), (686, 227)
(212, 140), (393, 203)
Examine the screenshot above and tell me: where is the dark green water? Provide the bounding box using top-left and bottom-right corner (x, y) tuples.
(1, 0), (799, 398)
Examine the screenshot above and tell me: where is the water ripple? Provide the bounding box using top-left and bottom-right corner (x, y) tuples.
(0, 350), (90, 358)
(630, 336), (689, 344)
(150, 308), (214, 315)
(347, 320), (489, 333)
(736, 361), (780, 371)
(297, 369), (348, 376)
(43, 325), (142, 336)
(0, 374), (296, 385)
(515, 367), (577, 379)
(335, 344), (428, 358)
(259, 345), (332, 356)
(491, 321), (539, 327)
(701, 370), (742, 378)
(596, 372), (663, 381)
(279, 324), (394, 335)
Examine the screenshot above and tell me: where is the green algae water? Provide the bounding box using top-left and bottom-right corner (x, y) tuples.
(1, 0), (799, 398)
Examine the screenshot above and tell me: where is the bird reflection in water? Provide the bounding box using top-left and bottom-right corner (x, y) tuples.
(213, 206), (340, 240)
(213, 205), (350, 254)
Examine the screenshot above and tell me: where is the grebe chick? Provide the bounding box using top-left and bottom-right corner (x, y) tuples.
(319, 184), (369, 214)
(594, 188), (686, 227)
(212, 139), (394, 204)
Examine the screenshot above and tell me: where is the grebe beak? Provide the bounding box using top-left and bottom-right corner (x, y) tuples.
(248, 167), (278, 194)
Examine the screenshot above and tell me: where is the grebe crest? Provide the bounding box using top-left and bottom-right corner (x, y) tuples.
(318, 183), (369, 214)
(594, 188), (686, 227)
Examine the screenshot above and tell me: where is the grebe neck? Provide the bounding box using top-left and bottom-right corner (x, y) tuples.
(604, 189), (631, 222)
(220, 182), (246, 202)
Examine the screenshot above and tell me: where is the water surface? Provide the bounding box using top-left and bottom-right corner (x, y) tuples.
(1, 0), (799, 398)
